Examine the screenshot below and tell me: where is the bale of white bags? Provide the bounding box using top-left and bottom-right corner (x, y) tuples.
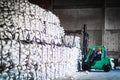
(0, 0), (81, 80)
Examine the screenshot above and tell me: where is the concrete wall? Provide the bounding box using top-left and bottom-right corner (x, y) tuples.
(54, 8), (103, 48)
(54, 8), (103, 30)
(105, 8), (120, 30)
(104, 8), (120, 59)
(88, 30), (102, 46)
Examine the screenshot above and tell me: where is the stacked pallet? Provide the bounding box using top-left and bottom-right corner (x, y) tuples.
(0, 0), (81, 80)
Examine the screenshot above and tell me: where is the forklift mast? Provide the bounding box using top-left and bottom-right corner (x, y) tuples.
(82, 24), (89, 61)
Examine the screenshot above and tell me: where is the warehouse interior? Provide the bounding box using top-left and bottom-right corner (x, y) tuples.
(29, 0), (120, 67)
(30, 0), (120, 64)
(0, 0), (120, 80)
(53, 0), (120, 66)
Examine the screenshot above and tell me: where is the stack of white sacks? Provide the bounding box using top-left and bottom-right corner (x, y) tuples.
(0, 0), (81, 80)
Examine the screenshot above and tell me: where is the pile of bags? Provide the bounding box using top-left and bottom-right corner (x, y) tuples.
(0, 0), (81, 80)
(0, 0), (64, 44)
(0, 40), (80, 80)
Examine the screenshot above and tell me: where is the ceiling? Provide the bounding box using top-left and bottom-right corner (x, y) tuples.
(28, 0), (120, 10)
(54, 0), (120, 9)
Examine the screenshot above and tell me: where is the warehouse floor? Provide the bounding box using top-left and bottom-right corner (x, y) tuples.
(55, 69), (120, 80)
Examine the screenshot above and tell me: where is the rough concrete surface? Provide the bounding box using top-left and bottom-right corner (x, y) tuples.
(55, 69), (120, 80)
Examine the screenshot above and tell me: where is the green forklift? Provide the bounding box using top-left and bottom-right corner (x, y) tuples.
(82, 45), (112, 72)
(81, 25), (111, 72)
